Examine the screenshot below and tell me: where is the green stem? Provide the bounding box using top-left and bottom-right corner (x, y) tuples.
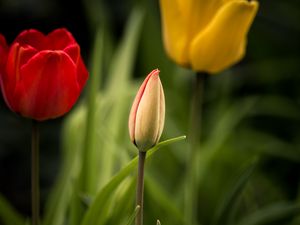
(185, 72), (208, 225)
(31, 120), (40, 225)
(136, 151), (146, 225)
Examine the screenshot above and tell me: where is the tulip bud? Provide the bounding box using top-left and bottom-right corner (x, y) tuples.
(129, 69), (165, 152)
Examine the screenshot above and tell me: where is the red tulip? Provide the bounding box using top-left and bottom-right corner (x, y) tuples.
(0, 28), (88, 121)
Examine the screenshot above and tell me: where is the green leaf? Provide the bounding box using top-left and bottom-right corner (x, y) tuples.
(69, 26), (105, 225)
(125, 205), (140, 225)
(254, 95), (300, 120)
(236, 129), (300, 162)
(80, 26), (104, 196)
(96, 6), (145, 189)
(0, 194), (25, 225)
(108, 178), (136, 225)
(197, 98), (257, 186)
(236, 202), (300, 225)
(212, 159), (257, 225)
(106, 6), (144, 94)
(145, 176), (184, 224)
(80, 135), (186, 225)
(43, 106), (86, 225)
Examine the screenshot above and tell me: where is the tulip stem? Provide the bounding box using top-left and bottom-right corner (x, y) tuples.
(185, 72), (208, 225)
(31, 120), (40, 225)
(136, 151), (146, 225)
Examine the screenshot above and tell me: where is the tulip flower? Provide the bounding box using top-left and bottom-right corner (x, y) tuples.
(0, 28), (88, 121)
(0, 34), (8, 72)
(159, 0), (259, 74)
(129, 69), (165, 152)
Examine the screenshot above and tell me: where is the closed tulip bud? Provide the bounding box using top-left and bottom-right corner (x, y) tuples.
(129, 69), (165, 152)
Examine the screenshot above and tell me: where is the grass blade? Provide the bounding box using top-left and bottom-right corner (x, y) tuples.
(125, 205), (140, 225)
(236, 202), (300, 225)
(212, 159), (257, 225)
(80, 135), (186, 225)
(43, 106), (86, 225)
(145, 176), (184, 224)
(97, 7), (145, 188)
(0, 194), (25, 225)
(80, 27), (104, 195)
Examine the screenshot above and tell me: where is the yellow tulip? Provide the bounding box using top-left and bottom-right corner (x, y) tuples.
(129, 69), (165, 152)
(159, 0), (259, 74)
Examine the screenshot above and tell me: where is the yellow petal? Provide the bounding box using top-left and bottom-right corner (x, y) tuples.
(159, 0), (189, 66)
(177, 0), (226, 40)
(189, 0), (259, 74)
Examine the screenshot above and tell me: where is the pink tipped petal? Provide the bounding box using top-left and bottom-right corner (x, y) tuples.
(47, 28), (76, 50)
(135, 72), (162, 151)
(14, 29), (46, 50)
(15, 50), (79, 120)
(128, 69), (159, 143)
(128, 69), (165, 152)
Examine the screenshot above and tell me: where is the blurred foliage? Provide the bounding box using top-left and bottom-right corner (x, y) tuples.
(0, 0), (300, 225)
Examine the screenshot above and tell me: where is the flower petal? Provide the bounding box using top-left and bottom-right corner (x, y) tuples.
(189, 0), (259, 73)
(14, 50), (79, 120)
(128, 69), (157, 143)
(47, 28), (76, 50)
(0, 34), (8, 70)
(76, 56), (89, 90)
(14, 29), (46, 50)
(64, 44), (80, 64)
(0, 34), (9, 106)
(177, 0), (226, 40)
(135, 70), (163, 151)
(159, 0), (189, 66)
(2, 43), (37, 111)
(64, 44), (89, 89)
(155, 81), (165, 144)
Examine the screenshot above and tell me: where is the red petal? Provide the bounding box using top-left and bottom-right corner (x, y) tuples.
(0, 34), (8, 72)
(76, 56), (89, 89)
(64, 44), (80, 64)
(0, 34), (7, 47)
(14, 50), (80, 120)
(47, 28), (76, 50)
(2, 43), (37, 111)
(14, 29), (46, 50)
(64, 44), (88, 89)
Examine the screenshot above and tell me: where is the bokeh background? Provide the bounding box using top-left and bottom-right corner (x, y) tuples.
(0, 0), (300, 224)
